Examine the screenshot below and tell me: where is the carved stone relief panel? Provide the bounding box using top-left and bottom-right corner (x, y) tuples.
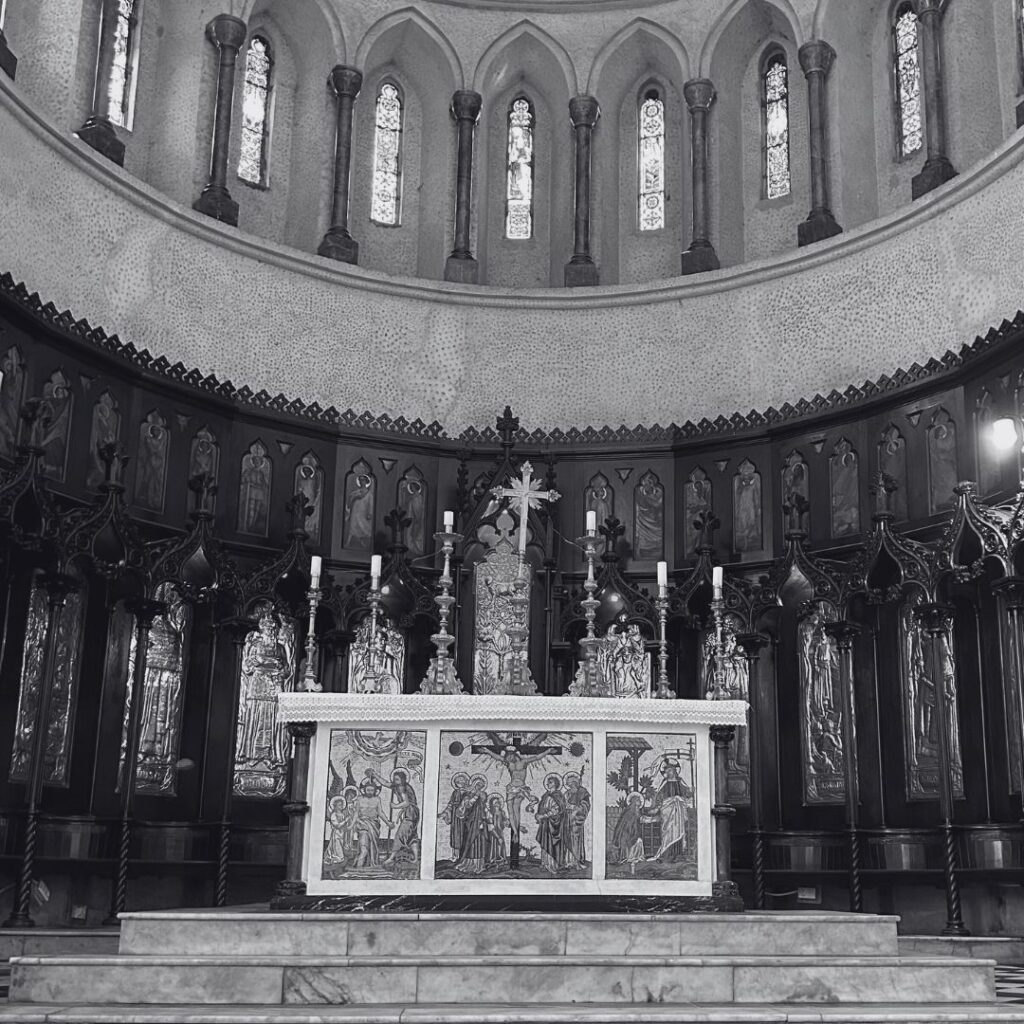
(294, 451), (324, 544)
(234, 601), (298, 799)
(86, 391), (120, 489)
(187, 426), (219, 513)
(633, 470), (664, 560)
(798, 602), (845, 805)
(733, 459), (762, 553)
(342, 458), (376, 550)
(926, 407), (959, 514)
(572, 620), (651, 698)
(585, 472), (614, 530)
(397, 465), (427, 556)
(0, 344), (25, 457)
(829, 438), (860, 538)
(134, 410), (169, 513)
(683, 467), (711, 557)
(347, 616), (405, 695)
(37, 369), (72, 480)
(899, 593), (964, 800)
(238, 439), (272, 537)
(878, 424), (908, 520)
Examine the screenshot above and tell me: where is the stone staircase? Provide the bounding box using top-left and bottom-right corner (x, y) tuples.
(1, 909), (1020, 1022)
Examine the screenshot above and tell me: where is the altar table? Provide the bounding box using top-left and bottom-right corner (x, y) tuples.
(276, 693), (747, 909)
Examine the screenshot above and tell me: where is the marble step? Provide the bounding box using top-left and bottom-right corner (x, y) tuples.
(8, 954), (995, 1006)
(118, 910), (900, 958)
(0, 927), (120, 960)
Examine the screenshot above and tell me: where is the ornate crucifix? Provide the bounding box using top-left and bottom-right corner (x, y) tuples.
(491, 461), (561, 557)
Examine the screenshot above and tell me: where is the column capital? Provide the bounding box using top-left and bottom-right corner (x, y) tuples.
(451, 89), (482, 123)
(823, 619), (860, 650)
(328, 65), (363, 99)
(913, 0), (948, 19)
(798, 40), (836, 78)
(125, 596), (167, 630)
(710, 724), (736, 746)
(569, 95), (600, 129)
(683, 78), (716, 113)
(287, 721), (317, 741)
(992, 576), (1024, 610)
(206, 14), (247, 53)
(914, 601), (955, 636)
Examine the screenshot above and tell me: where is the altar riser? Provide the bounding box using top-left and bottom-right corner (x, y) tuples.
(118, 913), (898, 958)
(9, 957), (995, 1005)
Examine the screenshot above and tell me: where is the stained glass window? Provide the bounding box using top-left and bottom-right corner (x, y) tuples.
(763, 55), (791, 198)
(894, 4), (923, 157)
(638, 90), (665, 231)
(505, 96), (534, 240)
(371, 82), (402, 225)
(238, 36), (272, 185)
(107, 0), (136, 128)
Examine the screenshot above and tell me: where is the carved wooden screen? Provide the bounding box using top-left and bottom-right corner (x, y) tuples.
(397, 465), (427, 556)
(135, 410), (169, 513)
(188, 426), (219, 513)
(238, 440), (272, 536)
(294, 451), (324, 544)
(86, 391), (120, 489)
(633, 471), (664, 560)
(829, 438), (860, 538)
(233, 601), (297, 798)
(347, 617), (405, 695)
(38, 369), (72, 480)
(733, 459), (762, 553)
(585, 472), (614, 529)
(926, 408), (958, 514)
(342, 458), (376, 550)
(878, 424), (908, 519)
(781, 450), (809, 524)
(683, 467), (711, 557)
(798, 601), (844, 805)
(0, 344), (24, 458)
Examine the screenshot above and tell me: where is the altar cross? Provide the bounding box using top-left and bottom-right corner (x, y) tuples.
(491, 461), (561, 556)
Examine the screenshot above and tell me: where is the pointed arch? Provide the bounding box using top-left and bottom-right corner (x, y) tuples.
(472, 20), (578, 97)
(586, 18), (690, 96)
(699, 0), (805, 77)
(239, 0), (346, 62)
(355, 8), (463, 88)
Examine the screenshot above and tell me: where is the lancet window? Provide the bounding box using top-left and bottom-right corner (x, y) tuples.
(238, 35), (272, 185)
(371, 82), (403, 226)
(762, 53), (791, 198)
(893, 3), (923, 157)
(638, 89), (665, 231)
(505, 96), (534, 240)
(108, 0), (139, 129)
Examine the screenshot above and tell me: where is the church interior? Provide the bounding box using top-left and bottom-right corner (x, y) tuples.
(4, 0), (1024, 1017)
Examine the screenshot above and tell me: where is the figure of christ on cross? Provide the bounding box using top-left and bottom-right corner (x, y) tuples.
(491, 461), (560, 558)
(471, 732), (562, 870)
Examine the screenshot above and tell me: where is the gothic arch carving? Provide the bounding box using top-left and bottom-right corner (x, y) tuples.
(586, 18), (690, 96)
(355, 8), (463, 89)
(239, 0), (346, 63)
(471, 20), (578, 96)
(699, 0), (805, 78)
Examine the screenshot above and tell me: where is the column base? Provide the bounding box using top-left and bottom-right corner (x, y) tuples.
(317, 228), (359, 264)
(1, 912), (33, 929)
(444, 254), (479, 284)
(76, 117), (125, 167)
(797, 208), (842, 247)
(912, 156), (957, 199)
(564, 258), (599, 287)
(193, 184), (239, 227)
(0, 32), (16, 80)
(680, 241), (720, 276)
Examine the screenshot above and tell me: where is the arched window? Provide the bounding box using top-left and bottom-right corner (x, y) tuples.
(238, 35), (272, 185)
(638, 88), (665, 231)
(371, 82), (403, 226)
(108, 0), (139, 129)
(505, 96), (534, 240)
(893, 3), (923, 157)
(762, 52), (791, 198)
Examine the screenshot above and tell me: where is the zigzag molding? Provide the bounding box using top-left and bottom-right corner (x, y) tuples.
(2, 272), (1022, 448)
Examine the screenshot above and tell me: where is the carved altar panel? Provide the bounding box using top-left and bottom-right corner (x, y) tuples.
(899, 594), (964, 800)
(572, 621), (652, 699)
(472, 511), (530, 695)
(633, 470), (664, 560)
(585, 472), (614, 528)
(86, 391), (120, 489)
(798, 602), (845, 805)
(238, 440), (272, 536)
(878, 424), (908, 520)
(698, 614), (750, 804)
(397, 465), (427, 556)
(135, 410), (169, 512)
(347, 616), (405, 695)
(37, 369), (72, 481)
(9, 576), (86, 786)
(733, 459), (762, 553)
(343, 458), (376, 550)
(187, 426), (219, 512)
(119, 582), (192, 795)
(0, 344), (25, 457)
(234, 601), (298, 798)
(683, 467), (711, 557)
(829, 438), (860, 538)
(294, 451), (324, 544)
(926, 408), (958, 514)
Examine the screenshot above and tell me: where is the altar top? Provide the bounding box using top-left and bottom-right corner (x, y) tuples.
(277, 692), (748, 727)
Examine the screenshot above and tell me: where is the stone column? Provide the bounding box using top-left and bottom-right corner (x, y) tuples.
(277, 721), (316, 900)
(736, 632), (770, 910)
(444, 89), (483, 284)
(104, 596), (165, 925)
(76, 0), (125, 165)
(915, 602), (969, 936)
(680, 79), (720, 275)
(193, 14), (247, 227)
(318, 65), (363, 264)
(710, 724), (740, 906)
(824, 620), (863, 913)
(911, 0), (957, 198)
(564, 95), (600, 287)
(3, 572), (78, 928)
(797, 41), (843, 247)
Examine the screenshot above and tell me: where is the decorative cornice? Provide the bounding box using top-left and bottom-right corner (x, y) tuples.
(2, 272), (1023, 449)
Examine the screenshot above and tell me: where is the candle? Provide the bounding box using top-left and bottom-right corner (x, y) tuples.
(310, 555), (322, 587)
(370, 554), (382, 585)
(657, 561), (668, 587)
(586, 510), (596, 536)
(443, 509), (454, 529)
(712, 565), (723, 599)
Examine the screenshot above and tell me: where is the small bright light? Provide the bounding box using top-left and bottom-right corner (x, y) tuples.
(992, 417), (1018, 452)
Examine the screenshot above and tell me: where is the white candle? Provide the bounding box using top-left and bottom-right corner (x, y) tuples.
(370, 554), (382, 585)
(712, 565), (723, 598)
(657, 562), (668, 594)
(443, 509), (454, 529)
(310, 555), (322, 587)
(586, 510), (597, 536)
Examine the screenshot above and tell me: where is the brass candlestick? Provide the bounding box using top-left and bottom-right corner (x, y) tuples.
(418, 528), (464, 694)
(655, 584), (675, 700)
(709, 584), (730, 700)
(576, 532), (603, 696)
(299, 580), (323, 693)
